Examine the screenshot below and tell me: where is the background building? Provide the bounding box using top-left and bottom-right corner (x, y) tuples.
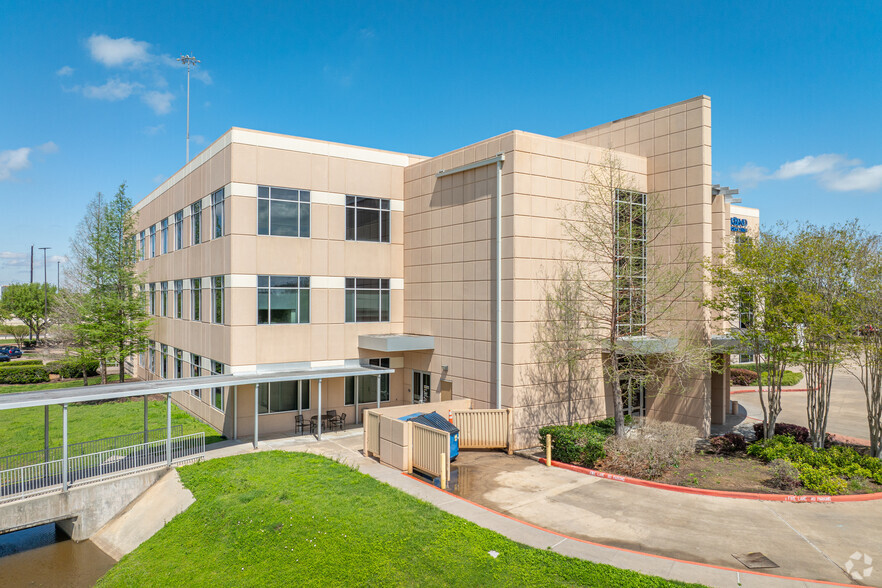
(132, 95), (754, 448)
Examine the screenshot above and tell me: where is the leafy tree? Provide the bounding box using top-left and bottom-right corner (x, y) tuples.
(705, 228), (800, 440)
(0, 283), (56, 343)
(67, 184), (151, 384)
(0, 324), (30, 347)
(536, 150), (711, 437)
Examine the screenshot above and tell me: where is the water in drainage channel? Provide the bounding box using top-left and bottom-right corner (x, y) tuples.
(0, 523), (116, 587)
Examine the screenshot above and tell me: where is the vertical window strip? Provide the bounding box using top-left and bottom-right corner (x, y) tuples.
(191, 201), (202, 245)
(212, 188), (225, 239)
(174, 210), (183, 250)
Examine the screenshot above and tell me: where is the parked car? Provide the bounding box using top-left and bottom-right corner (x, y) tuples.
(0, 345), (22, 358)
(0, 351), (10, 362)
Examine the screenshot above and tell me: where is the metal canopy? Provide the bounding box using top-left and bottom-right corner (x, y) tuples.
(0, 365), (394, 410)
(358, 334), (435, 352)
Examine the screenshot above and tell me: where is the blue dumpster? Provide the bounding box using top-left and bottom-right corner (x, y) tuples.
(400, 411), (459, 460)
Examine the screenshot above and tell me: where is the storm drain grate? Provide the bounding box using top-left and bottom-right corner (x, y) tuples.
(732, 552), (779, 569)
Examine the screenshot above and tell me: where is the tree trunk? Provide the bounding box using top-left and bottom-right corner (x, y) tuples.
(100, 359), (107, 385)
(82, 368), (88, 386)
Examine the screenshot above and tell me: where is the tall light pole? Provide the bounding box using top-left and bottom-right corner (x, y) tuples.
(38, 247), (50, 343)
(177, 54), (201, 163)
(57, 260), (61, 288)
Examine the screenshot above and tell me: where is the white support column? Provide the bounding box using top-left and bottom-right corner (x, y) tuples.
(376, 374), (381, 409)
(166, 393), (172, 466)
(62, 403), (68, 492)
(233, 386), (238, 441)
(253, 385), (259, 449)
(316, 379), (322, 440)
(355, 386), (359, 425)
(44, 406), (49, 463)
(143, 396), (149, 444)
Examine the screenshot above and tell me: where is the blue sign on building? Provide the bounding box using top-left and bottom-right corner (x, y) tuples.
(730, 217), (748, 233)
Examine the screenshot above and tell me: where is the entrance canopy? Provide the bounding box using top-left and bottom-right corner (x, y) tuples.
(0, 365), (394, 410)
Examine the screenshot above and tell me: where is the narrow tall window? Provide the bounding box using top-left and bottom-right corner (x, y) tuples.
(257, 186), (310, 237)
(174, 210), (183, 250)
(161, 282), (169, 317)
(191, 201), (202, 245)
(257, 276), (310, 324)
(212, 188), (225, 239)
(174, 348), (183, 378)
(346, 196), (390, 242)
(161, 218), (168, 254)
(160, 344), (168, 378)
(211, 360), (224, 411)
(139, 230), (146, 260)
(212, 276), (224, 324)
(174, 280), (183, 319)
(192, 278), (201, 321)
(149, 283), (156, 315)
(149, 225), (156, 258)
(345, 278), (390, 322)
(191, 354), (201, 398)
(148, 340), (155, 373)
(614, 190), (647, 336)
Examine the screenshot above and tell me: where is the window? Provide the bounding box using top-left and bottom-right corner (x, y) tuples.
(346, 196), (390, 242)
(212, 276), (224, 324)
(345, 278), (390, 322)
(174, 210), (183, 250)
(614, 190), (647, 336)
(174, 280), (183, 319)
(211, 360), (224, 411)
(212, 188), (225, 239)
(257, 186), (310, 237)
(345, 359), (390, 405)
(139, 230), (146, 260)
(174, 348), (183, 379)
(148, 341), (155, 373)
(257, 276), (309, 324)
(160, 344), (168, 378)
(191, 201), (202, 245)
(149, 283), (156, 315)
(192, 278), (201, 321)
(161, 219), (168, 254)
(149, 225), (156, 258)
(191, 354), (201, 398)
(258, 381), (310, 414)
(161, 282), (169, 317)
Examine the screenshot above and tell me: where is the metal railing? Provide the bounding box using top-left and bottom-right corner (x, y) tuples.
(0, 433), (204, 503)
(0, 426), (184, 471)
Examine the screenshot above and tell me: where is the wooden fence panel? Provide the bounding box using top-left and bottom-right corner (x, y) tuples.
(365, 410), (380, 457)
(411, 421), (449, 478)
(452, 409), (510, 449)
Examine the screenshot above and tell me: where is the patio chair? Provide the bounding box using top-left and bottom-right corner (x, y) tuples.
(309, 415), (318, 435)
(330, 412), (346, 432)
(295, 414), (308, 435)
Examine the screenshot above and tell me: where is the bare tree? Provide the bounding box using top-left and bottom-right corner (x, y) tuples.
(535, 150), (711, 437)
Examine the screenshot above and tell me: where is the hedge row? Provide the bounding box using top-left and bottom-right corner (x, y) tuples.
(0, 364), (50, 384)
(45, 359), (100, 379)
(8, 359), (44, 366)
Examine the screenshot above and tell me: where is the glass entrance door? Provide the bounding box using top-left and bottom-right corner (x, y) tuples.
(621, 378), (645, 418)
(413, 371), (431, 404)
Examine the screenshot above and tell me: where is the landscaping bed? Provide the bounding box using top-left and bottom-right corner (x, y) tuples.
(540, 418), (882, 497)
(98, 452), (702, 587)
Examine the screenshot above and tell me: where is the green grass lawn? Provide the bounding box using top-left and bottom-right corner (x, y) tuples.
(98, 452), (704, 588)
(0, 375), (131, 393)
(0, 398), (223, 456)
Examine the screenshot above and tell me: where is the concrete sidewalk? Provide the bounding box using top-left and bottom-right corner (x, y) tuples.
(201, 432), (874, 588)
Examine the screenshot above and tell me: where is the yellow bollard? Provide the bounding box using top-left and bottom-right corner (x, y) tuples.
(546, 433), (552, 466)
(440, 452), (447, 489)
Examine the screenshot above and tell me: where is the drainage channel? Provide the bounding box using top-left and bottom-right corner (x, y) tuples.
(0, 523), (116, 586)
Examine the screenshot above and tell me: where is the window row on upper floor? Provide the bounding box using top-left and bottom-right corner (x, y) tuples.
(138, 185), (393, 261)
(143, 275), (391, 325)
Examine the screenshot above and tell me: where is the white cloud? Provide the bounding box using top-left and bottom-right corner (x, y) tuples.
(56, 65), (74, 77)
(87, 34), (152, 67)
(151, 174), (166, 184)
(144, 124), (165, 136)
(48, 254), (69, 264)
(732, 153), (882, 193)
(141, 90), (174, 114)
(38, 141), (58, 154)
(0, 148), (32, 181)
(191, 135), (206, 145)
(81, 78), (142, 101)
(0, 251), (28, 267)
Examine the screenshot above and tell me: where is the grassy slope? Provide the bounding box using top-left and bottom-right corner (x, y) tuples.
(0, 399), (223, 456)
(99, 452), (703, 588)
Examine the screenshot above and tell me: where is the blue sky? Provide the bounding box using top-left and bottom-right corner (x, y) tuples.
(1, 1), (881, 284)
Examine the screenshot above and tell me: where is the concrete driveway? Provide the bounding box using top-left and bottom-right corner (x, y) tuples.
(734, 368), (872, 441)
(447, 451), (882, 586)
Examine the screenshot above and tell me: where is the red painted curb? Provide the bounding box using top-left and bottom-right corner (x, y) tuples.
(403, 472), (862, 588)
(541, 458), (882, 502)
(731, 388), (808, 394)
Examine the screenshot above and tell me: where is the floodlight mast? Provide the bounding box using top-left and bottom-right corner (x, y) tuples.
(177, 54), (201, 163)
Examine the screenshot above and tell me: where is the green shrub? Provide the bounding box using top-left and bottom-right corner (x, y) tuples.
(760, 370), (803, 387)
(768, 458), (800, 490)
(538, 416), (632, 468)
(45, 358), (100, 378)
(0, 364), (50, 384)
(9, 359), (43, 366)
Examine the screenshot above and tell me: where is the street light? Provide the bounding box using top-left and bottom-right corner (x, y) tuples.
(176, 54), (201, 164)
(38, 247), (50, 344)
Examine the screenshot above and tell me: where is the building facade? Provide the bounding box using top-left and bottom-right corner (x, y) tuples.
(133, 95), (755, 448)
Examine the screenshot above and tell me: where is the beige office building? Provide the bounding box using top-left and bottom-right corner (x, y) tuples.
(132, 95), (756, 449)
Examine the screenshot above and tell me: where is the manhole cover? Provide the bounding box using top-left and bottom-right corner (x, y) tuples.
(732, 552), (779, 569)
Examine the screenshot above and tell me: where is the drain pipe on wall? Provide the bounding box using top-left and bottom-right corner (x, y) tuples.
(436, 152), (505, 409)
